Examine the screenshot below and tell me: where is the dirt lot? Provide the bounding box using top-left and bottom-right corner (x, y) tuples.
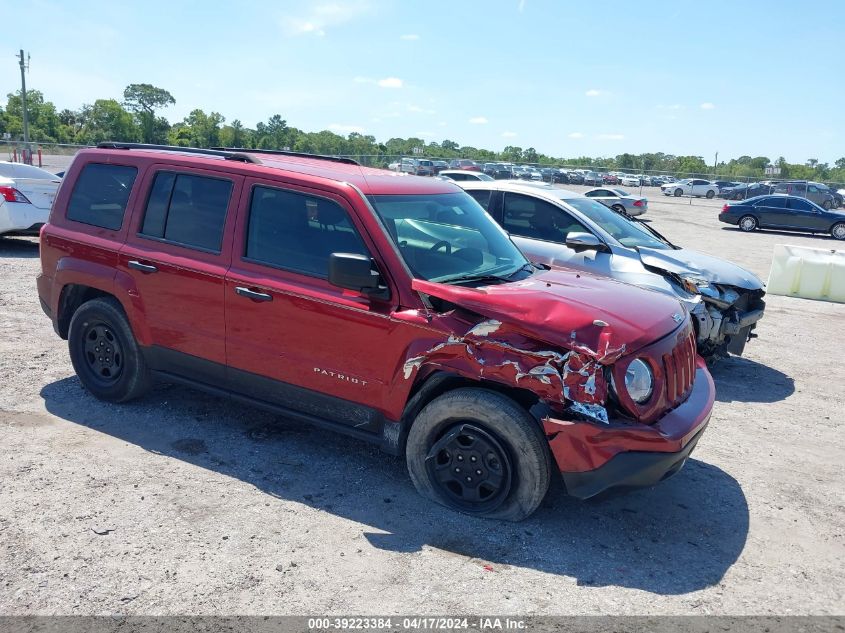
(0, 182), (843, 616)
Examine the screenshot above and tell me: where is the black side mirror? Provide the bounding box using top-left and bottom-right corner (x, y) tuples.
(565, 232), (607, 252)
(328, 253), (386, 297)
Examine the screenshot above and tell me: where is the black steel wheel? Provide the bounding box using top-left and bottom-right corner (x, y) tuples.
(68, 297), (151, 402)
(406, 388), (552, 521)
(425, 423), (513, 514)
(81, 322), (124, 385)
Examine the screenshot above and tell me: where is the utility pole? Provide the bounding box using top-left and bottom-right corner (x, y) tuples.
(714, 151), (718, 177)
(17, 50), (31, 162)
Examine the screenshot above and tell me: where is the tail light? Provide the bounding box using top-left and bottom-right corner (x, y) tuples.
(633, 199), (644, 207)
(722, 204), (729, 212)
(0, 186), (31, 204)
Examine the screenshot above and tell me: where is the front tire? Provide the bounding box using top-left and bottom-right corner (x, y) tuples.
(831, 222), (845, 241)
(406, 388), (552, 521)
(68, 297), (151, 403)
(739, 215), (758, 232)
(674, 188), (683, 197)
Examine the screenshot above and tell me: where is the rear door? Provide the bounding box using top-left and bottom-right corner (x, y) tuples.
(119, 165), (243, 383)
(223, 178), (401, 428)
(752, 196), (789, 227)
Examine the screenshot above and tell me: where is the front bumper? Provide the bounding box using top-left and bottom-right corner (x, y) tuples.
(543, 359), (714, 499)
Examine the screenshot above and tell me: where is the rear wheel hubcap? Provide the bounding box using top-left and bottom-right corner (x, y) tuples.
(83, 323), (124, 383)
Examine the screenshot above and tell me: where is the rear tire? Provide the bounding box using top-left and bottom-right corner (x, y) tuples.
(406, 388), (552, 521)
(831, 222), (845, 241)
(611, 204), (626, 214)
(706, 189), (715, 199)
(739, 215), (758, 232)
(822, 200), (832, 210)
(674, 188), (683, 197)
(68, 297), (152, 403)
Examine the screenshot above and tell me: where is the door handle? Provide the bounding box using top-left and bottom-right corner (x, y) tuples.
(128, 260), (158, 274)
(235, 286), (273, 302)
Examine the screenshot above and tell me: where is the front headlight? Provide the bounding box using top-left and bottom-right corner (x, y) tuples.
(624, 359), (654, 404)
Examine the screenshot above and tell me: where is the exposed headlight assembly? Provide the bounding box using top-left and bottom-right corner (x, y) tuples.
(624, 359), (654, 404)
(680, 275), (711, 295)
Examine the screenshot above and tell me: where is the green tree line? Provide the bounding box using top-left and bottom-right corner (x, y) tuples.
(1, 84), (843, 184)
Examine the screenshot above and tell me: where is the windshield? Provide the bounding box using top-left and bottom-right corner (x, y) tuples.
(369, 192), (529, 282)
(562, 197), (671, 250)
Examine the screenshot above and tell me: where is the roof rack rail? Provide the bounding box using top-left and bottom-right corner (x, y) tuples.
(211, 147), (360, 166)
(96, 142), (260, 164)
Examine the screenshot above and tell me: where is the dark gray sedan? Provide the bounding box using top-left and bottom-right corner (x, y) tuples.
(583, 187), (648, 217)
(719, 194), (845, 240)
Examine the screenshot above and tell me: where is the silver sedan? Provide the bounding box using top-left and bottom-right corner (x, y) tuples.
(583, 187), (648, 216)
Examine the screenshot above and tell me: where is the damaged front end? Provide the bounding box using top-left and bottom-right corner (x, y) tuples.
(683, 280), (766, 359)
(401, 273), (715, 498)
(401, 316), (618, 426)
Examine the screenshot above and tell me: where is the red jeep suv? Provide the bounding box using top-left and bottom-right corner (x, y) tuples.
(37, 143), (714, 520)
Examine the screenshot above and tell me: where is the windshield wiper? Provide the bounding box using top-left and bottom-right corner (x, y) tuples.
(441, 272), (512, 286)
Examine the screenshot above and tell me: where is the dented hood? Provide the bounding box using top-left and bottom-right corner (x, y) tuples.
(413, 268), (686, 360)
(638, 247), (763, 290)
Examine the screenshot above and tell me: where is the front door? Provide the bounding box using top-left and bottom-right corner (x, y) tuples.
(223, 178), (401, 429)
(494, 191), (613, 274)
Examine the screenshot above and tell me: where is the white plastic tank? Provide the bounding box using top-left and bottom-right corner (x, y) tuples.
(767, 244), (845, 303)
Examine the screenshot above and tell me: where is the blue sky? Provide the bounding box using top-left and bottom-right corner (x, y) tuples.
(10, 0), (845, 163)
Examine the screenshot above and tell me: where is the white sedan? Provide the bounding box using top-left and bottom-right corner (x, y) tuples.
(619, 175), (640, 187)
(0, 162), (61, 237)
(661, 178), (719, 199)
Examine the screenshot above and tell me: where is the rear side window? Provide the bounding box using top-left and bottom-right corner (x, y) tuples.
(756, 197), (786, 208)
(245, 186), (369, 278)
(67, 163), (138, 230)
(140, 172), (233, 252)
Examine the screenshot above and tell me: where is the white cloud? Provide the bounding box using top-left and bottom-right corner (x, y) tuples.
(400, 34), (420, 40)
(437, 121), (448, 127)
(597, 133), (625, 140)
(408, 104), (436, 114)
(700, 102), (716, 110)
(281, 2), (371, 36)
(518, 0), (526, 12)
(355, 76), (404, 89)
(658, 104), (682, 110)
(501, 131), (518, 138)
(469, 116), (488, 124)
(377, 77), (404, 88)
(329, 123), (366, 134)
(585, 89), (605, 97)
(568, 132), (585, 139)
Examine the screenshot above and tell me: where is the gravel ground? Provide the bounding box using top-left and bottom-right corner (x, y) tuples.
(0, 181), (843, 616)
